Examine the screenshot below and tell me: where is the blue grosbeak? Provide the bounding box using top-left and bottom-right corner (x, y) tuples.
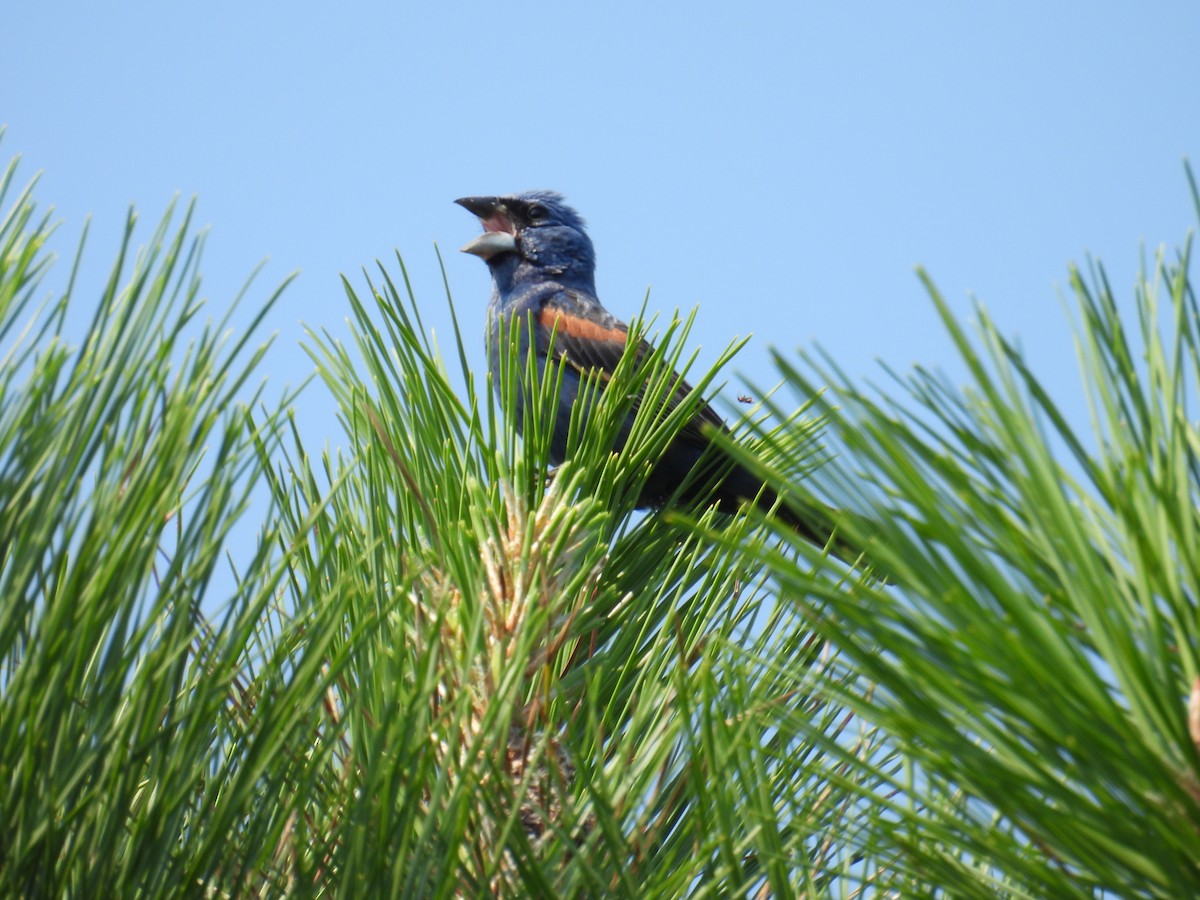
(456, 190), (849, 557)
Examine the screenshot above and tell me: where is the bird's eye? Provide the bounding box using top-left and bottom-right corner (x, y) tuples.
(526, 204), (549, 222)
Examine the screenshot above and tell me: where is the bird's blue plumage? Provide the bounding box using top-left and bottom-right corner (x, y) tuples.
(455, 190), (848, 552)
(457, 191), (633, 467)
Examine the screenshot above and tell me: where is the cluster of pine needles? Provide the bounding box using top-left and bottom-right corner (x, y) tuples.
(3, 146), (1200, 896)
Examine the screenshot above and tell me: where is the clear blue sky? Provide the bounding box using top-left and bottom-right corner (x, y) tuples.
(4, 2), (1199, 457)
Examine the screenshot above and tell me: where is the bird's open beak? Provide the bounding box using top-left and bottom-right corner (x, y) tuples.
(455, 196), (518, 259)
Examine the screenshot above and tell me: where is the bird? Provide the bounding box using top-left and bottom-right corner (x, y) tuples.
(455, 190), (863, 564)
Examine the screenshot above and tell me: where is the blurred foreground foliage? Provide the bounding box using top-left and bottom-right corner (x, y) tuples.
(2, 148), (1198, 896)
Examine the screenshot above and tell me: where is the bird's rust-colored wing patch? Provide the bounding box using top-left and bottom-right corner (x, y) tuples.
(536, 306), (628, 345)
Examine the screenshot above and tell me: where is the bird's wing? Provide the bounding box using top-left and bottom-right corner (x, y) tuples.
(535, 292), (729, 446)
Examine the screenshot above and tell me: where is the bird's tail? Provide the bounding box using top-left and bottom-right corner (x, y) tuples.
(717, 466), (890, 579)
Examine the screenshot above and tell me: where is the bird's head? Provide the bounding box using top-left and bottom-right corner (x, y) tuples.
(455, 191), (596, 294)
